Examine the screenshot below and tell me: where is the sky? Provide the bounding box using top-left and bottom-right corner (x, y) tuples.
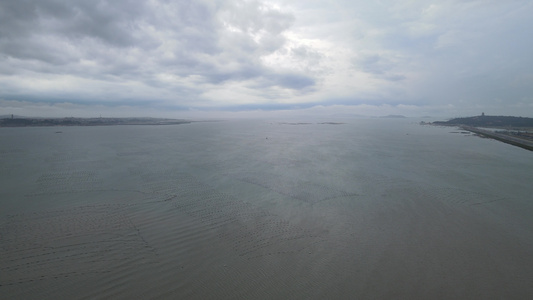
(1, 0), (532, 118)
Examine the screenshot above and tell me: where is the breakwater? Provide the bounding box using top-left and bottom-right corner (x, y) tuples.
(461, 126), (533, 151)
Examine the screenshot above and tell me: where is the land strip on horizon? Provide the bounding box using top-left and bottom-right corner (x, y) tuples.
(0, 117), (191, 127)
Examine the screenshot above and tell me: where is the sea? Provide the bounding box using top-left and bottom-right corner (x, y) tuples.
(1, 118), (532, 299)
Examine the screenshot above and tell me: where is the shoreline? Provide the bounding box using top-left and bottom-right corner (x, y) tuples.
(461, 126), (533, 151)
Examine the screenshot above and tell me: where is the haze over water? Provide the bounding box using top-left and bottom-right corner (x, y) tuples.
(1, 118), (532, 299)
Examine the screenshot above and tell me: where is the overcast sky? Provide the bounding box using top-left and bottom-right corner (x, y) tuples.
(1, 0), (532, 118)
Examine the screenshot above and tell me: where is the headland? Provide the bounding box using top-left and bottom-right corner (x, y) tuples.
(424, 114), (533, 151)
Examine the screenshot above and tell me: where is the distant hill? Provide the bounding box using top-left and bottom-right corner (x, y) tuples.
(433, 115), (533, 128)
(379, 115), (407, 118)
(0, 114), (27, 119)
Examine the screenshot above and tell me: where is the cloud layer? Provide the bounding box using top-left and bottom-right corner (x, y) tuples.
(1, 0), (532, 117)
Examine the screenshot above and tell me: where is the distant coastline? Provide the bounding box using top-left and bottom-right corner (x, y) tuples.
(0, 117), (191, 127)
(378, 114), (406, 119)
(429, 115), (533, 128)
(423, 114), (533, 151)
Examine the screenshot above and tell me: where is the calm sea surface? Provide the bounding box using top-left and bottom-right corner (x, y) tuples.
(1, 118), (532, 299)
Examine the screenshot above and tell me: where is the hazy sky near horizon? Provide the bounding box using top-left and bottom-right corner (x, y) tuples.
(1, 0), (532, 118)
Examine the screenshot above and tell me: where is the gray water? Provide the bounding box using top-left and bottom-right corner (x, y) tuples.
(1, 118), (532, 299)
